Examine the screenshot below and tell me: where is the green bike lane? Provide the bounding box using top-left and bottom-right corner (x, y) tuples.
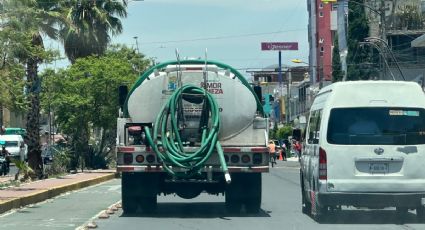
(0, 179), (121, 230)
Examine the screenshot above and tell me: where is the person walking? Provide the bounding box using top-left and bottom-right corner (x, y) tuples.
(294, 140), (302, 159)
(1, 146), (10, 172)
(268, 140), (277, 167)
(281, 141), (287, 161)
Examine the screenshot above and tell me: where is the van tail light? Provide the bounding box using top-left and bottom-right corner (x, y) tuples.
(319, 147), (327, 180)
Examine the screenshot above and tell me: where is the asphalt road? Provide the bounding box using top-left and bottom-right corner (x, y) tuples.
(93, 161), (425, 230)
(2, 161), (425, 230)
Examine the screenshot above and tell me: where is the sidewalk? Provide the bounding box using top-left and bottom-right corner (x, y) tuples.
(0, 170), (117, 214)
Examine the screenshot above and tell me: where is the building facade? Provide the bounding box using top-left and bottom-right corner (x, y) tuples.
(308, 0), (335, 84)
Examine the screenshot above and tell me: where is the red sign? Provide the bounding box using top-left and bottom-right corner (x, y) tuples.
(261, 42), (298, 51)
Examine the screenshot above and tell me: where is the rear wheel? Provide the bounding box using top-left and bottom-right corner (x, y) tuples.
(311, 182), (327, 222)
(300, 174), (311, 215)
(121, 172), (159, 214)
(121, 172), (138, 214)
(226, 173), (262, 214)
(225, 194), (242, 213)
(139, 196), (157, 213)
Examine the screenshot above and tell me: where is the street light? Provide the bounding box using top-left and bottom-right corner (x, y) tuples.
(133, 36), (140, 54)
(291, 59), (308, 65)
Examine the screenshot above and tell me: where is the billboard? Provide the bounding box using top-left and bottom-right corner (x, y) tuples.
(261, 42), (298, 51)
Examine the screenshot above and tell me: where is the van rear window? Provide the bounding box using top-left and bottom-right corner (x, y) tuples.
(327, 108), (425, 145)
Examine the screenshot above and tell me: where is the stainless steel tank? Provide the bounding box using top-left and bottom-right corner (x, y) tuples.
(126, 64), (258, 140)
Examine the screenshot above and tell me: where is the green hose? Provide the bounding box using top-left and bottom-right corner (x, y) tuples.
(144, 84), (230, 182)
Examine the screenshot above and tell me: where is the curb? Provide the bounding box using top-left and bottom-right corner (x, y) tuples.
(0, 173), (118, 214)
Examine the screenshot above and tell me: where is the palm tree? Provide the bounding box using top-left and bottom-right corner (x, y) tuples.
(2, 0), (65, 178)
(60, 0), (128, 63)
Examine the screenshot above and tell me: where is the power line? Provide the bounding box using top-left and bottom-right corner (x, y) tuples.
(139, 29), (307, 45)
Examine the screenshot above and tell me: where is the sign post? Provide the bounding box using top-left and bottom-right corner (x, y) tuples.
(261, 42), (298, 124)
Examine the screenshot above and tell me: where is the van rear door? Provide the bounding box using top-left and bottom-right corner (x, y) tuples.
(325, 107), (425, 193)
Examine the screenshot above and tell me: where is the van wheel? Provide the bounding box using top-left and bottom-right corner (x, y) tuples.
(300, 175), (311, 214)
(311, 190), (327, 223)
(416, 206), (425, 223)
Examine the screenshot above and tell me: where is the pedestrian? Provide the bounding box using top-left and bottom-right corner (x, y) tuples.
(294, 140), (302, 158)
(268, 140), (276, 167)
(281, 141), (287, 161)
(1, 146), (10, 171)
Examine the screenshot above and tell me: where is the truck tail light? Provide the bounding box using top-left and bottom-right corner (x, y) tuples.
(135, 155), (144, 163)
(124, 153), (133, 164)
(241, 154), (251, 163)
(319, 147), (327, 180)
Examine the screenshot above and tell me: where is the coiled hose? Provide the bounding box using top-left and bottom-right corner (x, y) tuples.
(144, 85), (231, 183)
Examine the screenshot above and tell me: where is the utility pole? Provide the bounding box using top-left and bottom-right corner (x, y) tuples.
(286, 70), (292, 123)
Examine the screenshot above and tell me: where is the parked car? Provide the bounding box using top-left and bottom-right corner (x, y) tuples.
(0, 135), (26, 161)
(4, 128), (26, 139)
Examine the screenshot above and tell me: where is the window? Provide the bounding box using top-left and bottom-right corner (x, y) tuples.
(327, 107), (425, 145)
(308, 110), (322, 144)
(319, 11), (324, 17)
(319, 3), (323, 9)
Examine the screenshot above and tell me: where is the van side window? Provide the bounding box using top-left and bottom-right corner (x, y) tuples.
(308, 110), (322, 144)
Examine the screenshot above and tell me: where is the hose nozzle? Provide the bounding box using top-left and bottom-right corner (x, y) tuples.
(225, 172), (231, 184)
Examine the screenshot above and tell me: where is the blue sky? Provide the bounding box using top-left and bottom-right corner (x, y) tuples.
(46, 0), (309, 77)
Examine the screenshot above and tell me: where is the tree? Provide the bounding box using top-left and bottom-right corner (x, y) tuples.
(332, 38), (343, 82)
(60, 0), (128, 63)
(1, 0), (62, 178)
(346, 0), (378, 80)
(43, 46), (149, 169)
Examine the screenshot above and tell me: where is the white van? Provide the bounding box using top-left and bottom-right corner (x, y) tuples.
(0, 135), (26, 161)
(300, 81), (425, 222)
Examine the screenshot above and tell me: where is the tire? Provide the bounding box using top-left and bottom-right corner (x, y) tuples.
(311, 184), (327, 223)
(417, 206), (425, 223)
(121, 172), (138, 214)
(313, 204), (328, 223)
(225, 194), (242, 213)
(300, 174), (311, 215)
(225, 173), (262, 214)
(122, 194), (138, 214)
(243, 173), (262, 214)
(139, 196), (157, 213)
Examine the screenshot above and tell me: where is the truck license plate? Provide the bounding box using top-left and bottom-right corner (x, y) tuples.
(369, 163), (388, 174)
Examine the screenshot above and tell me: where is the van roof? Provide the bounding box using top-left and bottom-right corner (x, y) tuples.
(314, 81), (425, 109)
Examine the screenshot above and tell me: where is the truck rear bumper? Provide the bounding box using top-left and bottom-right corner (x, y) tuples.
(319, 192), (425, 208)
(117, 165), (269, 173)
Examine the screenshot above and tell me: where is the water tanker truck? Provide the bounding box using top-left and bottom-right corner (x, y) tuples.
(116, 59), (270, 214)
